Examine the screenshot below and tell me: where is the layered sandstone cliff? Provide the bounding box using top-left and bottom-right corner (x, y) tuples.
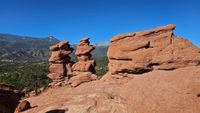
(103, 24), (200, 79)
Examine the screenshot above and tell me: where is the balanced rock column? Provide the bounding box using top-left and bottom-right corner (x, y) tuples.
(69, 38), (98, 87)
(48, 41), (73, 84)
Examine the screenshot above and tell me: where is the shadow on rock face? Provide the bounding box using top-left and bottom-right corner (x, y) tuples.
(46, 109), (67, 113)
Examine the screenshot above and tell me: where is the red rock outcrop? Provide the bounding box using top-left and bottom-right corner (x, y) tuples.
(103, 24), (200, 79)
(0, 84), (25, 113)
(70, 38), (98, 87)
(48, 41), (74, 86)
(22, 25), (200, 113)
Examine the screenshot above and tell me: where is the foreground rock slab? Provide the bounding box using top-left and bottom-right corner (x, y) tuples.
(22, 66), (200, 113)
(120, 66), (200, 113)
(22, 80), (129, 113)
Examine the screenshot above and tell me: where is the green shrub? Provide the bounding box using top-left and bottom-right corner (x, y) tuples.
(0, 61), (50, 91)
(0, 57), (109, 90)
(95, 57), (108, 77)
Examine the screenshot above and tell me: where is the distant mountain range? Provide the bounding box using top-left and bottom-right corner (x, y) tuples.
(0, 33), (108, 62)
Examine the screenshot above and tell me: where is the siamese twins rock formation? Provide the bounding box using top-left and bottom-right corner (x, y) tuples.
(24, 24), (200, 113)
(48, 38), (98, 87)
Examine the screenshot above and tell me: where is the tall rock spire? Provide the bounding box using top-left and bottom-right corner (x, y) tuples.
(48, 41), (74, 86)
(69, 37), (98, 87)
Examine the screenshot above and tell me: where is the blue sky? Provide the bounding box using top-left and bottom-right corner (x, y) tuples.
(0, 0), (199, 47)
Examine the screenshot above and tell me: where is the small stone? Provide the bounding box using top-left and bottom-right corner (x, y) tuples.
(15, 100), (31, 112)
(49, 44), (59, 51)
(58, 41), (71, 50)
(75, 45), (95, 55)
(80, 37), (89, 42)
(47, 73), (61, 80)
(69, 72), (92, 87)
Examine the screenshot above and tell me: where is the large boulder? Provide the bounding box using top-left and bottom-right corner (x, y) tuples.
(69, 72), (98, 87)
(75, 45), (95, 55)
(72, 60), (95, 73)
(103, 24), (200, 79)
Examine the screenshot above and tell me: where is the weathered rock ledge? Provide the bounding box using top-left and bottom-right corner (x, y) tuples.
(103, 24), (200, 80)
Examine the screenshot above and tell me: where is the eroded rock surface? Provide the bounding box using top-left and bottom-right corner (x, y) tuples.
(30, 93), (127, 113)
(22, 80), (129, 113)
(23, 66), (200, 113)
(120, 66), (200, 113)
(103, 24), (200, 79)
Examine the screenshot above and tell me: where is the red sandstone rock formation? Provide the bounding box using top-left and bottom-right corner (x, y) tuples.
(70, 38), (98, 87)
(103, 24), (200, 80)
(48, 41), (74, 86)
(23, 24), (200, 113)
